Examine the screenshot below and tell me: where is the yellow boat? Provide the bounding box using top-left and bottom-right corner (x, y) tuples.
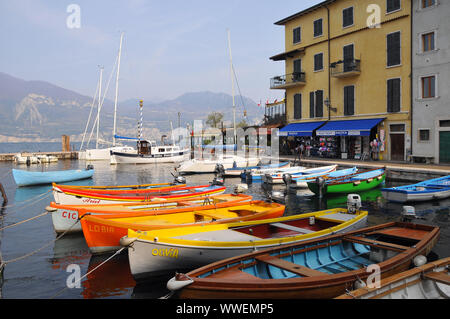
(80, 200), (285, 254)
(122, 206), (368, 279)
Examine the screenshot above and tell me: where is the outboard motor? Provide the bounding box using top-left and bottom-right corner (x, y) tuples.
(214, 164), (225, 176)
(233, 183), (248, 194)
(347, 194), (362, 214)
(282, 173), (292, 186)
(211, 176), (224, 186)
(316, 176), (326, 198)
(174, 175), (186, 184)
(86, 164), (94, 170)
(270, 190), (285, 204)
(401, 206), (417, 222)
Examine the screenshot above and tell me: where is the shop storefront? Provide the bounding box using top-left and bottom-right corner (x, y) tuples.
(278, 122), (326, 156)
(316, 118), (385, 160)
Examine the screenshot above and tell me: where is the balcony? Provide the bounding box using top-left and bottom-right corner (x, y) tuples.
(270, 72), (306, 90)
(330, 59), (361, 78)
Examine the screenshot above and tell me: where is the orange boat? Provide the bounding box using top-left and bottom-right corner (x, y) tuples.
(79, 200), (285, 254)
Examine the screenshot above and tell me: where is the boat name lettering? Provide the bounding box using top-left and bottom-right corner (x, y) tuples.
(88, 225), (115, 233)
(152, 248), (179, 258)
(82, 198), (101, 204)
(62, 211), (77, 220)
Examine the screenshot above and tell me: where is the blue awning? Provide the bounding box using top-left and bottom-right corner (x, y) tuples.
(279, 121), (326, 137)
(316, 118), (385, 136)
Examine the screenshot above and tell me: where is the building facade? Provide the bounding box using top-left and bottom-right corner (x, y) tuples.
(271, 0), (412, 161)
(412, 0), (450, 164)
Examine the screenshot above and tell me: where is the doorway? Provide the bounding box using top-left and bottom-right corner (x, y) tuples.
(390, 134), (405, 161)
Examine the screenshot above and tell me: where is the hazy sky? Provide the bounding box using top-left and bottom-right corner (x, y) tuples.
(0, 0), (322, 104)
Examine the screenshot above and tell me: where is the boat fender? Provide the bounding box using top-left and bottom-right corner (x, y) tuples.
(174, 176), (186, 184)
(353, 181), (361, 186)
(167, 273), (194, 291)
(45, 206), (57, 212)
(309, 216), (315, 225)
(347, 194), (362, 214)
(119, 236), (137, 247)
(413, 255), (427, 267)
(233, 184), (248, 194)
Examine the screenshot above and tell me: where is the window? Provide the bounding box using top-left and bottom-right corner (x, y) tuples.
(293, 59), (302, 81)
(387, 78), (401, 112)
(390, 124), (405, 132)
(294, 94), (302, 119)
(309, 92), (315, 118)
(344, 86), (355, 115)
(422, 0), (435, 9)
(315, 90), (324, 118)
(314, 19), (323, 37)
(422, 76), (436, 98)
(342, 7), (354, 28)
(422, 32), (435, 52)
(343, 44), (354, 72)
(314, 53), (323, 71)
(440, 120), (450, 127)
(293, 27), (301, 44)
(418, 129), (430, 142)
(387, 31), (401, 67)
(387, 0), (401, 13)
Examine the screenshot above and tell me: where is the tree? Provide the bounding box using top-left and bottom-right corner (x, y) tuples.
(206, 112), (224, 128)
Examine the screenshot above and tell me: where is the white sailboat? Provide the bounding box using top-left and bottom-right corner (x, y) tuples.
(81, 32), (136, 161)
(177, 29), (259, 173)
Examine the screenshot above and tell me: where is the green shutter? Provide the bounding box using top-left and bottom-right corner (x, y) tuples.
(439, 132), (450, 163)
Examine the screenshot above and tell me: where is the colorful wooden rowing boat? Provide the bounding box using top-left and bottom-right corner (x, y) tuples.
(13, 167), (94, 187)
(244, 165), (305, 182)
(47, 194), (252, 234)
(81, 200), (284, 254)
(52, 184), (226, 205)
(307, 167), (386, 195)
(336, 257), (450, 299)
(381, 175), (450, 203)
(225, 162), (290, 177)
(122, 206), (368, 279)
(52, 181), (186, 192)
(166, 222), (440, 299)
(263, 165), (337, 184)
(288, 167), (358, 188)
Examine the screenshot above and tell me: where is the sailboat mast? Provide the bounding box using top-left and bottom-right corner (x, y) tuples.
(227, 29), (236, 145)
(96, 66), (104, 149)
(113, 32), (124, 147)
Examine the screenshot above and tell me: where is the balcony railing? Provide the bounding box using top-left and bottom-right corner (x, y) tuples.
(330, 59), (361, 78)
(270, 72), (306, 89)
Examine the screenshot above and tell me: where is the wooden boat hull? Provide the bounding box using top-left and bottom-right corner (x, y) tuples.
(263, 165), (337, 184)
(308, 168), (385, 195)
(336, 257), (450, 299)
(52, 184), (226, 205)
(81, 201), (283, 254)
(49, 194), (251, 234)
(381, 175), (450, 203)
(125, 208), (368, 279)
(168, 222), (440, 299)
(12, 168), (94, 187)
(225, 162), (290, 177)
(290, 167), (358, 189)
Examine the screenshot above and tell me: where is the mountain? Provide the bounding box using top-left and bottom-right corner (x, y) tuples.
(0, 72), (264, 143)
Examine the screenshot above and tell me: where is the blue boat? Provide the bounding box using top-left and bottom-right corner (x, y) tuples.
(381, 175), (450, 203)
(12, 167), (94, 187)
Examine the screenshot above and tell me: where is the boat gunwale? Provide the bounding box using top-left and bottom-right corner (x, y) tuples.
(178, 222), (440, 290)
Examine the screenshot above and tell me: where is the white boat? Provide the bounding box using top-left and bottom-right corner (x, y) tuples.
(263, 165), (338, 184)
(80, 33), (136, 161)
(14, 153), (39, 165)
(336, 257), (450, 299)
(177, 155), (260, 174)
(247, 165), (305, 182)
(290, 167), (358, 189)
(111, 140), (190, 164)
(36, 155), (58, 163)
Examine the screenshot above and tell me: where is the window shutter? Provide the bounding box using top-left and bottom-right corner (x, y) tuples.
(314, 53), (323, 71)
(387, 32), (401, 66)
(309, 92), (315, 118)
(315, 90), (323, 118)
(387, 79), (401, 112)
(294, 94), (302, 119)
(344, 86), (355, 115)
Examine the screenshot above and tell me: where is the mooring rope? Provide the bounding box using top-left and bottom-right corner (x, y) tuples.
(1, 215), (83, 265)
(0, 211), (49, 231)
(0, 189), (52, 211)
(49, 246), (127, 299)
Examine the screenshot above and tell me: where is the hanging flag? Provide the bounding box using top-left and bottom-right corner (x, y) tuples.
(274, 99), (278, 103)
(258, 99), (261, 107)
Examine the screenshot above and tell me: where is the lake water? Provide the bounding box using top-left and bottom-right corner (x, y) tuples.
(0, 159), (449, 299)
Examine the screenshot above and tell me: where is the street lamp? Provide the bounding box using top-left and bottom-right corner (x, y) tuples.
(324, 97), (337, 120)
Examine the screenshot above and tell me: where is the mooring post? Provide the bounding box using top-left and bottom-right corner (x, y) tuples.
(0, 183), (7, 205)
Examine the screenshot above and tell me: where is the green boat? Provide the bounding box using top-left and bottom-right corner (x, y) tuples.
(307, 167), (386, 195)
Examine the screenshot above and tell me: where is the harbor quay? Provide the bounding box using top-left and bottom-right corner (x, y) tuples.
(0, 151), (78, 162)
